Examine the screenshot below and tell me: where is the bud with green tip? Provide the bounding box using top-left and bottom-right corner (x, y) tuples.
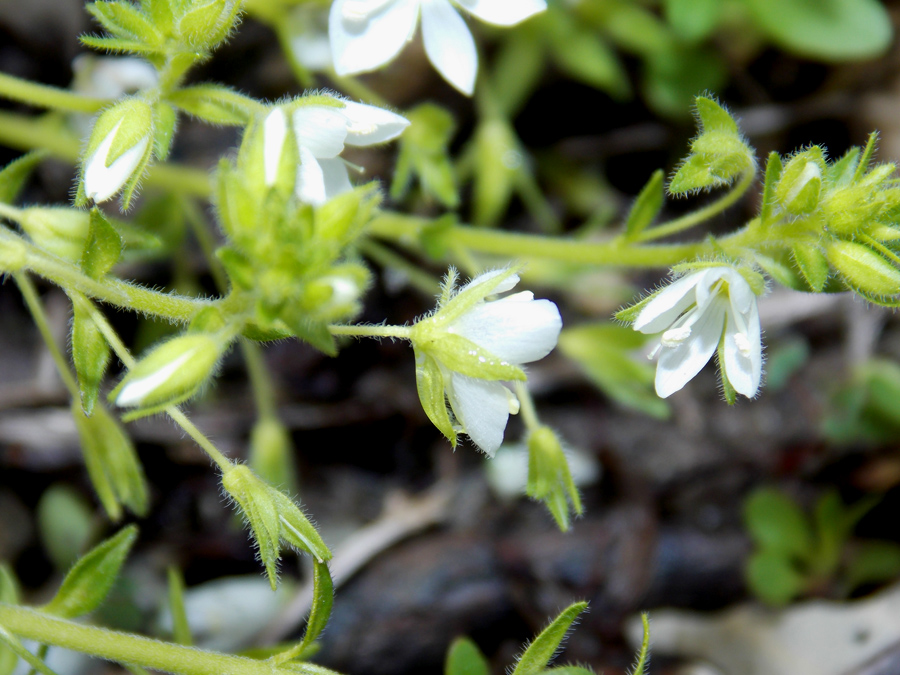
(527, 426), (583, 531)
(776, 147), (825, 216)
(79, 99), (154, 207)
(18, 207), (90, 262)
(110, 333), (225, 414)
(221, 464), (330, 589)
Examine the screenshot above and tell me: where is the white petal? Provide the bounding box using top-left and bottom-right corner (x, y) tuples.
(340, 100), (410, 145)
(723, 300), (762, 398)
(453, 0), (546, 26)
(633, 272), (705, 334)
(84, 124), (149, 203)
(655, 297), (725, 398)
(450, 294), (561, 364)
(420, 0), (477, 95)
(295, 146), (328, 205)
(293, 106), (349, 158)
(317, 157), (354, 200)
(117, 351), (194, 407)
(722, 267), (755, 314)
(459, 269), (520, 295)
(329, 0), (420, 76)
(446, 373), (512, 457)
(263, 108), (288, 187)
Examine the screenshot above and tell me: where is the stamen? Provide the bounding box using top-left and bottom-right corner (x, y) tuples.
(661, 325), (692, 347)
(506, 389), (520, 415)
(734, 332), (752, 357)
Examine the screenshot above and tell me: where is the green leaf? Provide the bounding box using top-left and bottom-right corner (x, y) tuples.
(491, 27), (548, 118)
(623, 170), (664, 241)
(168, 85), (258, 126)
(177, 0), (226, 46)
(512, 602), (588, 675)
(664, 0), (721, 41)
(0, 151), (47, 204)
(644, 46), (728, 118)
(746, 550), (806, 606)
(79, 35), (165, 56)
(445, 638), (489, 675)
(742, 0), (892, 61)
(281, 311), (337, 357)
(743, 487), (813, 558)
(142, 0), (175, 35)
(414, 350), (457, 447)
(471, 119), (519, 226)
(759, 152), (783, 224)
(0, 565), (19, 675)
(272, 489), (331, 563)
(846, 541), (900, 591)
(791, 244), (829, 292)
(44, 525), (138, 619)
(37, 485), (94, 570)
(81, 207), (123, 279)
(546, 9), (629, 98)
(390, 104), (458, 208)
(167, 566), (193, 645)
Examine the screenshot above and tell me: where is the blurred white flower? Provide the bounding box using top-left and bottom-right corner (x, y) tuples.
(292, 99), (409, 204)
(633, 266), (762, 399)
(329, 0), (547, 95)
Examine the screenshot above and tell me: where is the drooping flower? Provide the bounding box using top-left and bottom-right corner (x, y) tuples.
(632, 266), (763, 399)
(291, 98), (409, 204)
(411, 269), (562, 456)
(329, 0), (547, 95)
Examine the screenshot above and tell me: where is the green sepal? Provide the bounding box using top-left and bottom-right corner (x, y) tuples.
(18, 207), (90, 262)
(79, 35), (165, 56)
(270, 490), (331, 563)
(43, 525), (139, 619)
(425, 333), (525, 382)
(430, 267), (520, 325)
(82, 207), (123, 279)
(511, 602), (589, 675)
(87, 1), (163, 44)
(0, 150), (47, 204)
(854, 131), (880, 183)
(142, 0), (175, 35)
(222, 465), (282, 590)
(717, 341), (737, 405)
(167, 566), (193, 646)
(281, 309), (337, 357)
(775, 147), (825, 216)
(526, 426), (583, 531)
(71, 292), (110, 415)
(759, 151), (782, 224)
(445, 637), (490, 675)
(791, 243), (829, 292)
(622, 169), (664, 241)
(178, 0), (230, 48)
(153, 102), (177, 161)
(168, 85), (259, 126)
(216, 247), (255, 290)
(828, 147), (860, 186)
(73, 402), (149, 519)
(613, 292), (655, 324)
(414, 349), (456, 446)
(826, 239), (900, 298)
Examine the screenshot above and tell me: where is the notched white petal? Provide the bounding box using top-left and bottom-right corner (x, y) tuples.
(633, 272), (704, 334)
(446, 373), (512, 457)
(454, 0), (546, 26)
(293, 106), (349, 158)
(340, 100), (410, 145)
(329, 0), (420, 75)
(263, 108), (288, 187)
(295, 146), (328, 205)
(654, 298), (725, 398)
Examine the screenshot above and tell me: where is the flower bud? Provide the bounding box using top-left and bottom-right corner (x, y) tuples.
(826, 239), (900, 297)
(0, 236), (27, 272)
(111, 334), (222, 411)
(776, 149), (825, 216)
(18, 207), (90, 262)
(80, 99), (154, 206)
(527, 426), (583, 531)
(249, 417), (298, 495)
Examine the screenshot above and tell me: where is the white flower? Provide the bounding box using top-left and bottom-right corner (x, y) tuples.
(83, 119), (151, 203)
(329, 0), (547, 95)
(412, 269), (562, 456)
(633, 266), (762, 399)
(292, 99), (409, 204)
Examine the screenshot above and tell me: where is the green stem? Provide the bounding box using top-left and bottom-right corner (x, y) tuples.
(357, 239), (440, 296)
(368, 212), (705, 267)
(0, 72), (109, 113)
(0, 226), (213, 322)
(634, 169), (757, 243)
(13, 273), (80, 398)
(0, 604), (272, 675)
(514, 381), (541, 432)
(328, 323), (411, 339)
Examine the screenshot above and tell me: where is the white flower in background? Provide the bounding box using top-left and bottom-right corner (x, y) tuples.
(291, 99), (409, 204)
(633, 266), (763, 399)
(329, 0), (547, 95)
(72, 55), (158, 101)
(411, 269), (562, 456)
